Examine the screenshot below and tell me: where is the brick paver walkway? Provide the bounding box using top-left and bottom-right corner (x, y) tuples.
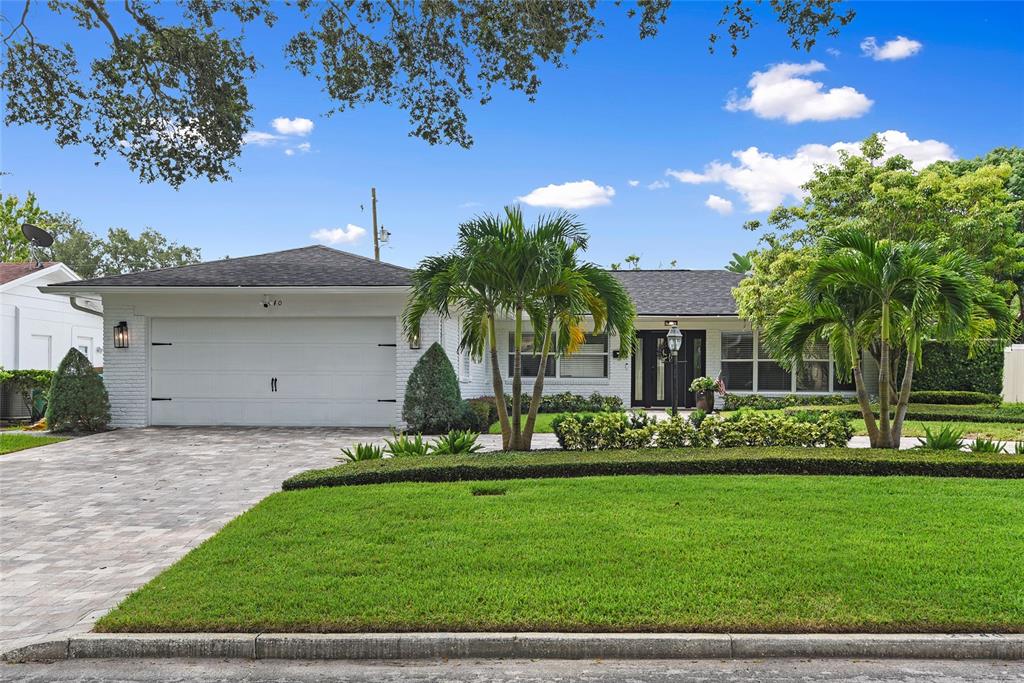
(0, 427), (399, 653)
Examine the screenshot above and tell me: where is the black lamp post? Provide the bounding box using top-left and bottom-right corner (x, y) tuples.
(666, 325), (682, 415)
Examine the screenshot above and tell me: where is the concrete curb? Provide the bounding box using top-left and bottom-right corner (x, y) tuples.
(4, 632), (1022, 663)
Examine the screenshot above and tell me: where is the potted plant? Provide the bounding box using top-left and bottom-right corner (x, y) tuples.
(689, 376), (720, 413)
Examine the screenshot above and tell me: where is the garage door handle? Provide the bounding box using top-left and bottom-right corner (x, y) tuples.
(377, 399), (397, 403)
(271, 377), (278, 392)
(151, 398), (172, 401)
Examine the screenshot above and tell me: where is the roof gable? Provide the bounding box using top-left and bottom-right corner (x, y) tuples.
(52, 246), (411, 288)
(609, 269), (744, 316)
(0, 262), (79, 291)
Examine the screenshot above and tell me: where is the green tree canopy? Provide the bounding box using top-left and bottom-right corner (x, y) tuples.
(2, 1), (853, 187)
(0, 192), (200, 277)
(736, 136), (1024, 335)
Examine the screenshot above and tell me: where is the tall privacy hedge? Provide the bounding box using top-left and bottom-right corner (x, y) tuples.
(914, 341), (1003, 394)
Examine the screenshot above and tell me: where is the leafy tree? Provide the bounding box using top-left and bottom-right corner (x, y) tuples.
(404, 206), (634, 450)
(725, 251), (753, 273)
(2, 1), (854, 187)
(737, 136), (1024, 345)
(402, 342), (464, 434)
(761, 230), (1012, 448)
(46, 348), (111, 432)
(0, 191), (43, 261)
(0, 192), (200, 277)
(624, 254), (641, 270)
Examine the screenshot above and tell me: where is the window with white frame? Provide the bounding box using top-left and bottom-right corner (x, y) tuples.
(509, 332), (609, 379)
(722, 331), (855, 393)
(720, 331), (754, 390)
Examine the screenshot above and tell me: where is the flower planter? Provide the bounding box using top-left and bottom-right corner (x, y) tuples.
(695, 390), (716, 413)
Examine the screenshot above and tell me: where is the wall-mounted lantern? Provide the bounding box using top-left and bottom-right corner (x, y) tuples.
(113, 321), (129, 349)
(409, 332), (421, 350)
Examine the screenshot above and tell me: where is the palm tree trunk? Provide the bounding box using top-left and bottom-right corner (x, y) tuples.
(853, 364), (881, 447)
(877, 302), (893, 448)
(891, 351), (916, 443)
(510, 304), (524, 450)
(523, 320), (554, 449)
(487, 314), (511, 450)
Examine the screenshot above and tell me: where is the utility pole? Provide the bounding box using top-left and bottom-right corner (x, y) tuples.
(371, 187), (380, 261)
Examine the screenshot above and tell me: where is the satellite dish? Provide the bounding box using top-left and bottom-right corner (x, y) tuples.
(22, 223), (55, 248)
(21, 223), (54, 268)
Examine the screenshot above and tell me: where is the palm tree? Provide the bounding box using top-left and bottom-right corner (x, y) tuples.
(404, 206), (635, 451)
(761, 229), (1012, 448)
(725, 251), (753, 274)
(521, 246), (635, 446)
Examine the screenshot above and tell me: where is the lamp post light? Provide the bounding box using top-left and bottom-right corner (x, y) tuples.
(666, 325), (682, 415)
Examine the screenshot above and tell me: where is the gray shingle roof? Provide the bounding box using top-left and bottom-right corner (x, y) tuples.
(52, 246), (411, 288)
(609, 269), (744, 316)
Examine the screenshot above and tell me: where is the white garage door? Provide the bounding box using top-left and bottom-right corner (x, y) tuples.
(149, 317), (397, 426)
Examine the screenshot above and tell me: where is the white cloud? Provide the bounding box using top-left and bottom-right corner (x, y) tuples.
(861, 36), (922, 61)
(647, 180), (670, 190)
(243, 131), (282, 146)
(517, 180), (615, 209)
(667, 130), (955, 212)
(627, 179), (640, 187)
(726, 61), (873, 123)
(826, 47), (841, 58)
(311, 224), (367, 245)
(705, 194), (734, 215)
(284, 148), (295, 157)
(272, 117), (314, 136)
(296, 142), (311, 152)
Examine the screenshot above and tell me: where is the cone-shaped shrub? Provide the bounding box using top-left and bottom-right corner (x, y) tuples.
(46, 348), (110, 433)
(402, 342), (463, 434)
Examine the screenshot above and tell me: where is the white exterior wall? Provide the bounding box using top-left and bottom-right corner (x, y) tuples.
(1, 266), (103, 371)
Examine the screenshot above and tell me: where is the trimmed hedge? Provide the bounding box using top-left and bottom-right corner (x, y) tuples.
(907, 390), (1002, 405)
(468, 391), (624, 418)
(45, 349), (109, 433)
(402, 343), (464, 434)
(282, 447), (1024, 490)
(914, 341), (1003, 394)
(786, 403), (1024, 424)
(722, 393), (849, 411)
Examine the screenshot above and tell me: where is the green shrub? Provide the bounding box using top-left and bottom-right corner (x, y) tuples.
(403, 343), (464, 434)
(45, 349), (109, 433)
(487, 391), (625, 415)
(627, 410), (656, 429)
(786, 403), (1024, 424)
(722, 393), (849, 411)
(432, 430), (483, 455)
(913, 340), (1003, 394)
(0, 368), (56, 420)
(914, 424), (965, 451)
(384, 433), (431, 457)
(689, 409), (707, 429)
(655, 414), (703, 448)
(465, 397), (498, 431)
(969, 438), (1007, 454)
(339, 443), (385, 461)
(907, 390), (1001, 405)
(698, 410), (852, 448)
(283, 447), (1024, 490)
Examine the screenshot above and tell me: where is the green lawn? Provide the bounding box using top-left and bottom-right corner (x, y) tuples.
(853, 419), (1024, 441)
(97, 474), (1024, 633)
(0, 433), (65, 454)
(487, 411), (604, 434)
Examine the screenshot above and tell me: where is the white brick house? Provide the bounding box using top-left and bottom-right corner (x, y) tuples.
(43, 246), (856, 428)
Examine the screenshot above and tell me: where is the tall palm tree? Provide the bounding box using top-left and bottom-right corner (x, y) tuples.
(521, 246), (635, 446)
(761, 229), (1012, 448)
(404, 206), (635, 451)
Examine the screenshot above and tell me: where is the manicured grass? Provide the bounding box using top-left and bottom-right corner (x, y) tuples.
(283, 447), (1024, 490)
(851, 419), (1024, 441)
(487, 411), (604, 434)
(0, 433), (65, 455)
(96, 474), (1024, 633)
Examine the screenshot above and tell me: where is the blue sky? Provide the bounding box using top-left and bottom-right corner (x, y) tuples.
(2, 1), (1023, 270)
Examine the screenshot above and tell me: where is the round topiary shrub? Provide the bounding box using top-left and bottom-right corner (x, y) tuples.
(46, 348), (110, 433)
(402, 342), (464, 434)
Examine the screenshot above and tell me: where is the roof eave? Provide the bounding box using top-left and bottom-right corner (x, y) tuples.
(42, 284), (412, 296)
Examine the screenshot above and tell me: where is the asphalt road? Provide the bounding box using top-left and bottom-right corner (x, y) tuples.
(4, 658), (1023, 682)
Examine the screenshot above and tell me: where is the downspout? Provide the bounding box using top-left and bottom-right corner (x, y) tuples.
(69, 297), (103, 317)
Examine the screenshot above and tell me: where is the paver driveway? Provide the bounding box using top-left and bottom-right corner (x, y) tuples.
(0, 427), (398, 653)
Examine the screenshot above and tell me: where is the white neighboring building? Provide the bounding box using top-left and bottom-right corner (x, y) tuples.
(1, 262), (104, 371)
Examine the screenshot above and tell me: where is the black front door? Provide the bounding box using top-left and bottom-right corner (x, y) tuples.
(631, 330), (706, 408)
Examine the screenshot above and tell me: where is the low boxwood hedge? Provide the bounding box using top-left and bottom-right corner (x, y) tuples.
(908, 390), (1002, 405)
(282, 448), (1024, 490)
(786, 403), (1024, 424)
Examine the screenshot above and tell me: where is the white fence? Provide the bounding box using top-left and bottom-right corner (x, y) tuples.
(1004, 345), (1024, 403)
